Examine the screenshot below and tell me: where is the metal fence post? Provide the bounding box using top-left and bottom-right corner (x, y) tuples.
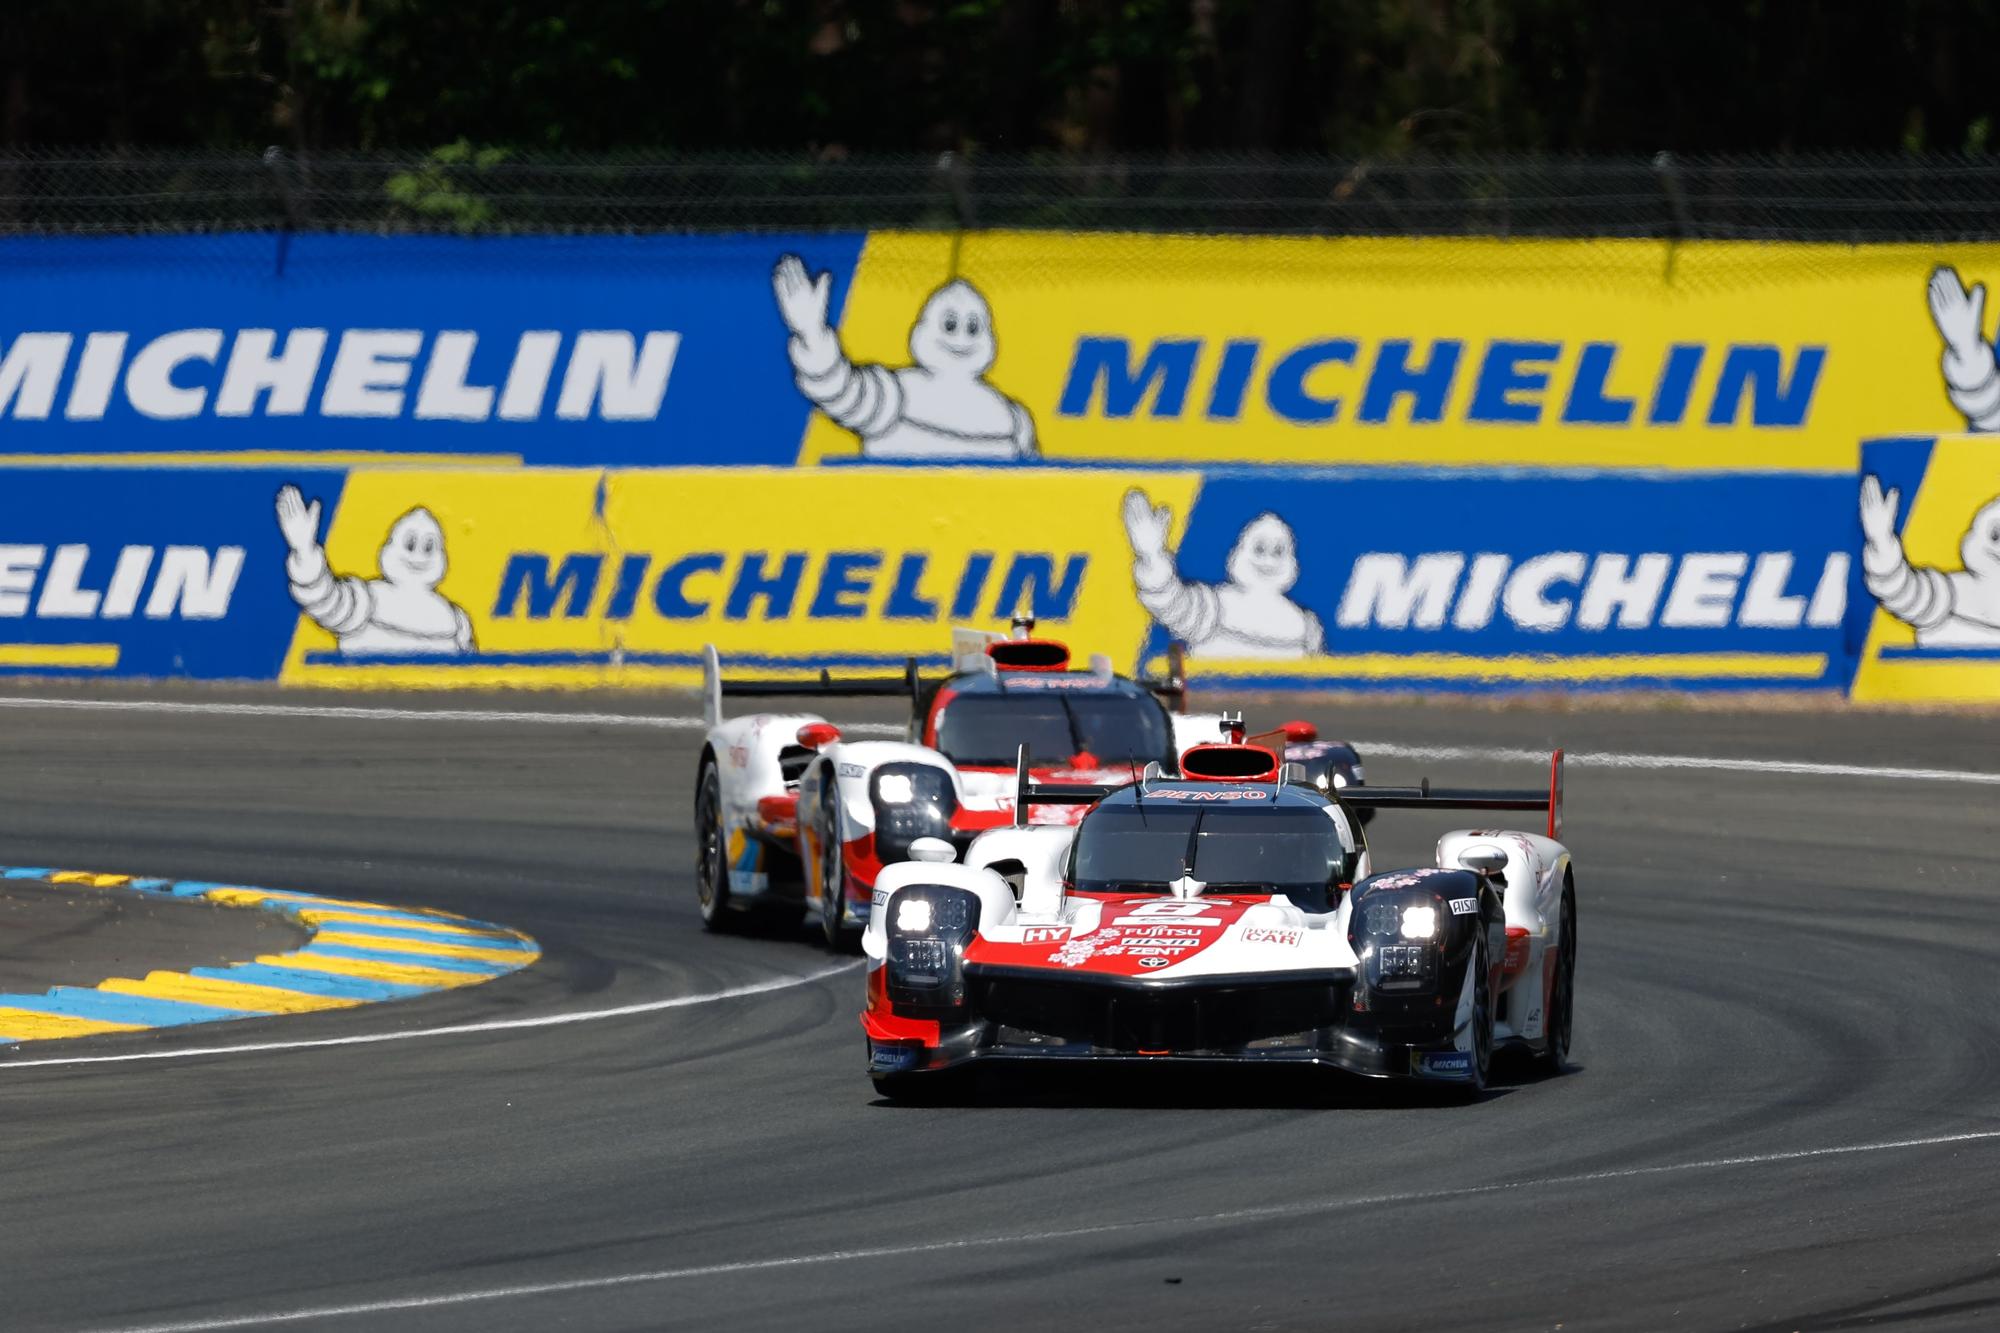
(937, 150), (976, 275)
(263, 145), (302, 277)
(1652, 151), (1693, 279)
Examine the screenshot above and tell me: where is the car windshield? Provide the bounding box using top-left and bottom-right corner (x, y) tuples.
(1070, 806), (1355, 908)
(933, 690), (1172, 768)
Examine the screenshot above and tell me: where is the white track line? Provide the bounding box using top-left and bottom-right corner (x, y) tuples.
(1348, 739), (2000, 786)
(0, 694), (1993, 785)
(88, 1124), (2000, 1333)
(0, 695), (695, 729)
(0, 961), (862, 1071)
(0, 694), (907, 733)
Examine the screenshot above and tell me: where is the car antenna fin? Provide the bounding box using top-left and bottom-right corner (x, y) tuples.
(1014, 742), (1030, 828)
(702, 644), (724, 729)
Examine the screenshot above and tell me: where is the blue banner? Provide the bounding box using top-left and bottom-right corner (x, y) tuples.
(0, 467), (343, 678)
(1131, 469), (1858, 690)
(0, 233), (863, 467)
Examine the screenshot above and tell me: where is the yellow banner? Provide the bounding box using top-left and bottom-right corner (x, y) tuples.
(797, 232), (1991, 472)
(280, 466), (1201, 688)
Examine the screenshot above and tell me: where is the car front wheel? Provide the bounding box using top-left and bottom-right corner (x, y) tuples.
(1537, 884), (1577, 1076)
(695, 757), (738, 934)
(818, 788), (857, 952)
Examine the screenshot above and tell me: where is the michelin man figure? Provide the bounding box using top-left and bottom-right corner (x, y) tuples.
(1860, 474), (2000, 647)
(1927, 266), (2000, 430)
(275, 485), (474, 656)
(1122, 488), (1325, 659)
(772, 254), (1036, 461)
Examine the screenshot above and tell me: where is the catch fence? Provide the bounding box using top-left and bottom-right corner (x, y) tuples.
(5, 150), (2000, 240)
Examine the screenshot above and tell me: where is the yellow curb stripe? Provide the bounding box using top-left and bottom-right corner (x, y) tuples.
(205, 888), (476, 922)
(48, 871), (134, 888)
(290, 910), (511, 939)
(310, 931), (536, 964)
(257, 953), (488, 989)
(0, 1007), (150, 1040)
(98, 973), (366, 1014)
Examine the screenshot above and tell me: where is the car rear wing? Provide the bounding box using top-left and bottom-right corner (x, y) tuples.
(701, 644), (921, 729)
(1140, 641), (1188, 713)
(1010, 744), (1128, 827)
(1337, 750), (1565, 839)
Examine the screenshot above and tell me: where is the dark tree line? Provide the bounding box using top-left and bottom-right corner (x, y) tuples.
(5, 0), (2000, 156)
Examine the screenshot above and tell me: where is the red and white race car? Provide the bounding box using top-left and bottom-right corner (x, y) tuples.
(692, 623), (1367, 948)
(858, 724), (1574, 1100)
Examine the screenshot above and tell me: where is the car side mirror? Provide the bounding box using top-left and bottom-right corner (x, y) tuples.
(1458, 844), (1509, 876)
(1281, 719), (1318, 743)
(907, 837), (956, 864)
(797, 722), (842, 749)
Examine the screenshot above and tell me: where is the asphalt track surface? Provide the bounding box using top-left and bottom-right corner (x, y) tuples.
(0, 879), (305, 995)
(2, 688), (1999, 1332)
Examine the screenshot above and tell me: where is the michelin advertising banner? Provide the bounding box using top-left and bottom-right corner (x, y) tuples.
(1, 465), (1857, 691)
(0, 233), (864, 467)
(5, 232), (2000, 472)
(3, 230), (1990, 695)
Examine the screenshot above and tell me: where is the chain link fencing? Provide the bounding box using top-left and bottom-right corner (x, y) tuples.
(4, 150), (2000, 240)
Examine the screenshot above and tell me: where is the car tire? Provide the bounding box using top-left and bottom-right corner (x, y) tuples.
(1441, 928), (1494, 1103)
(1537, 883), (1577, 1076)
(695, 756), (740, 934)
(1469, 927), (1494, 1092)
(818, 787), (857, 953)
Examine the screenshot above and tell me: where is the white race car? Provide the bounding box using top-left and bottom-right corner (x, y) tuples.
(693, 623), (1367, 948)
(859, 723), (1574, 1100)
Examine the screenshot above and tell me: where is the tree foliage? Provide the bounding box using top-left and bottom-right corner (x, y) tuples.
(5, 0), (1999, 155)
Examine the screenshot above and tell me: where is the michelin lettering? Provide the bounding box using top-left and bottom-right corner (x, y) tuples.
(492, 548), (1087, 624)
(1335, 550), (1847, 633)
(1060, 336), (1824, 429)
(0, 544), (243, 619)
(775, 254), (1036, 461)
(0, 328), (679, 423)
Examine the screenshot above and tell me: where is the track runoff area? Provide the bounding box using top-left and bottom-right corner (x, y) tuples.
(0, 687), (1996, 1332)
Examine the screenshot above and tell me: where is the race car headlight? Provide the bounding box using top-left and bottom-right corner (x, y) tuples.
(895, 897), (933, 933)
(885, 885), (980, 1010)
(1374, 945), (1430, 983)
(1361, 901), (1403, 936)
(871, 764), (958, 864)
(1352, 890), (1440, 994)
